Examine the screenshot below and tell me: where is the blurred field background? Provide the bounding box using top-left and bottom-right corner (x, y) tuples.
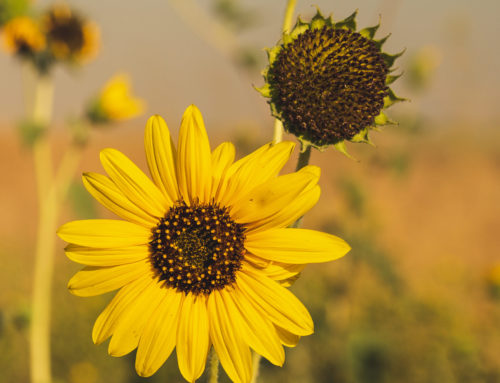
(1, 0), (500, 382)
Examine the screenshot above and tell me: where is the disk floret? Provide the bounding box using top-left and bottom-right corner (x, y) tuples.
(149, 201), (246, 295)
(258, 10), (404, 155)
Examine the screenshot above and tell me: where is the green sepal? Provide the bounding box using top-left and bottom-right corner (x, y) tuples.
(333, 141), (356, 160)
(335, 10), (358, 31)
(285, 22), (309, 43)
(382, 49), (405, 68)
(311, 11), (328, 30)
(374, 112), (397, 126)
(383, 88), (407, 108)
(350, 128), (374, 146)
(254, 83), (271, 98)
(265, 45), (281, 63)
(386, 72), (403, 85)
(374, 34), (391, 49)
(360, 20), (380, 39)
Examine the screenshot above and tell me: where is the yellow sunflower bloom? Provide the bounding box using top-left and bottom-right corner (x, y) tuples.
(43, 4), (99, 62)
(57, 105), (350, 382)
(87, 74), (145, 124)
(1, 16), (45, 55)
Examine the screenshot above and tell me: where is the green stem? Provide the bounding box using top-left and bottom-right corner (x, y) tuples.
(282, 0), (297, 34)
(295, 145), (311, 172)
(208, 349), (219, 383)
(272, 0), (298, 145)
(250, 351), (262, 383)
(30, 73), (55, 383)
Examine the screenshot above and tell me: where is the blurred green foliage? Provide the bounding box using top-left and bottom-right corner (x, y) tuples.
(0, 0), (31, 26)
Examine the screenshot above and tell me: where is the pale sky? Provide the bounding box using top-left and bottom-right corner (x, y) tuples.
(1, 0), (499, 132)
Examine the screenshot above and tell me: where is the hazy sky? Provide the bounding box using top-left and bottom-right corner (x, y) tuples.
(1, 0), (499, 131)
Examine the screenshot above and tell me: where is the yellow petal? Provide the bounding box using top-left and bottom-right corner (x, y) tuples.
(144, 115), (179, 205)
(57, 219), (150, 248)
(208, 290), (253, 383)
(176, 105), (212, 204)
(211, 142), (235, 196)
(136, 288), (183, 377)
(82, 172), (157, 227)
(245, 166), (321, 232)
(100, 148), (168, 217)
(246, 228), (350, 264)
(275, 325), (300, 347)
(237, 265), (313, 336)
(217, 141), (295, 207)
(108, 280), (165, 357)
(230, 165), (319, 228)
(68, 259), (150, 297)
(244, 257), (305, 282)
(176, 293), (210, 382)
(230, 286), (285, 366)
(93, 275), (153, 344)
(65, 244), (149, 266)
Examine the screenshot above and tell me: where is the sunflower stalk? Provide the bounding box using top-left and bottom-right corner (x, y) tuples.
(30, 72), (55, 383)
(272, 0), (297, 146)
(208, 348), (219, 383)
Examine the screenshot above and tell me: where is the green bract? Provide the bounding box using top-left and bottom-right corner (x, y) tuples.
(257, 10), (404, 155)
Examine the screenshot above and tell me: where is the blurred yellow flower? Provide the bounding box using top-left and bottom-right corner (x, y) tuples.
(1, 16), (45, 55)
(43, 3), (99, 62)
(87, 74), (145, 124)
(58, 105), (350, 382)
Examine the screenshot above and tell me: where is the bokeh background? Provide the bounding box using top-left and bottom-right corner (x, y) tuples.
(1, 0), (500, 382)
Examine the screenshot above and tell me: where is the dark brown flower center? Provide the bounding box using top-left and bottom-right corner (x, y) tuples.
(47, 13), (85, 53)
(267, 27), (389, 146)
(149, 201), (246, 295)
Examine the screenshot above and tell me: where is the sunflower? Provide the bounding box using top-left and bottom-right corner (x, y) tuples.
(43, 4), (99, 62)
(87, 74), (146, 124)
(1, 16), (46, 56)
(57, 105), (350, 382)
(257, 10), (404, 155)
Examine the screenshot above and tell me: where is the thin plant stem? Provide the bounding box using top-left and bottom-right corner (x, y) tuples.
(272, 119), (283, 145)
(208, 349), (219, 383)
(272, 0), (297, 145)
(259, 1), (299, 380)
(250, 351), (263, 383)
(295, 144), (311, 172)
(30, 73), (55, 383)
(282, 0), (297, 34)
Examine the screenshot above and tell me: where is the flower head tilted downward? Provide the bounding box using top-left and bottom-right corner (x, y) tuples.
(258, 10), (404, 156)
(57, 105), (350, 382)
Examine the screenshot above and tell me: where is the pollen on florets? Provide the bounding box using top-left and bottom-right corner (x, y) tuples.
(149, 201), (246, 295)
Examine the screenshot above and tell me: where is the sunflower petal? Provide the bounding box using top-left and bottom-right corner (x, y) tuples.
(230, 165), (319, 227)
(68, 259), (150, 297)
(82, 172), (157, 227)
(100, 148), (168, 217)
(57, 219), (150, 248)
(244, 257), (305, 282)
(208, 290), (253, 383)
(176, 293), (210, 382)
(246, 228), (350, 264)
(237, 265), (313, 336)
(176, 105), (212, 204)
(92, 275), (152, 344)
(144, 115), (179, 204)
(230, 286), (285, 366)
(65, 244), (149, 266)
(136, 288), (183, 377)
(217, 141), (295, 206)
(108, 281), (165, 357)
(275, 325), (301, 347)
(211, 142), (235, 196)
